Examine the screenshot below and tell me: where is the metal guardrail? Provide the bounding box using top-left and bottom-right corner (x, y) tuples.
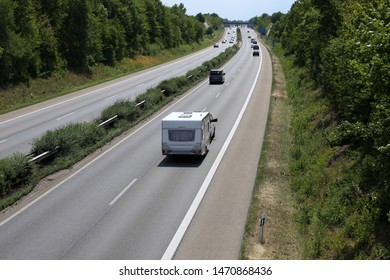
(98, 115), (118, 127)
(98, 99), (146, 128)
(136, 100), (146, 107)
(28, 99), (148, 164)
(29, 146), (60, 163)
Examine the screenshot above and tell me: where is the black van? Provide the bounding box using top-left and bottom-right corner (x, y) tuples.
(209, 69), (225, 84)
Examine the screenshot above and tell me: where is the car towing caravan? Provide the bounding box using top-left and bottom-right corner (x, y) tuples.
(162, 111), (218, 156)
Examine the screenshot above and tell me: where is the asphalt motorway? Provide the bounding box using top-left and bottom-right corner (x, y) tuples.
(0, 29), (233, 159)
(0, 27), (272, 259)
(173, 39), (272, 259)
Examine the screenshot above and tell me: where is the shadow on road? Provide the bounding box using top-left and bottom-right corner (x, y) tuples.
(158, 155), (205, 168)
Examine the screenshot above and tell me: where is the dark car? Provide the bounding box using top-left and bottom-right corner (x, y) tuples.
(253, 50), (259, 56)
(209, 69), (225, 84)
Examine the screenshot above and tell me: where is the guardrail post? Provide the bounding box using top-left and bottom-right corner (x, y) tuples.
(258, 210), (267, 244)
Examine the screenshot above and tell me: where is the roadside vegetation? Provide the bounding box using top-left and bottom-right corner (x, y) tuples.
(0, 0), (226, 113)
(0, 0), (205, 86)
(244, 0), (389, 259)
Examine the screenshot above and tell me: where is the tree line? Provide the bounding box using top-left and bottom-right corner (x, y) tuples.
(0, 0), (207, 85)
(268, 0), (389, 258)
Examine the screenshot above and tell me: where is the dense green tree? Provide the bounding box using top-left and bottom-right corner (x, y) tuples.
(195, 13), (205, 23)
(14, 0), (41, 78)
(270, 12), (283, 24)
(272, 0), (390, 259)
(0, 0), (17, 84)
(59, 0), (89, 70)
(0, 0), (207, 84)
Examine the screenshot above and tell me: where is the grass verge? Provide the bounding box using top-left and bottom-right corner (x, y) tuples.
(241, 43), (302, 259)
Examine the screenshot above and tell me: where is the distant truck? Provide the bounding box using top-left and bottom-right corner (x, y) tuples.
(161, 111), (218, 156)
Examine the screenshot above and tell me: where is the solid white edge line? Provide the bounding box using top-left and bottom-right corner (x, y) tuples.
(109, 178), (138, 206)
(161, 46), (264, 260)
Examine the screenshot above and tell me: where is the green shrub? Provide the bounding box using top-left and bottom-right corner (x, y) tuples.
(145, 43), (161, 56)
(136, 88), (164, 108)
(0, 153), (33, 195)
(31, 122), (105, 157)
(172, 76), (188, 90)
(202, 60), (213, 70)
(100, 99), (141, 121)
(186, 67), (207, 82)
(0, 171), (10, 196)
(158, 79), (179, 96)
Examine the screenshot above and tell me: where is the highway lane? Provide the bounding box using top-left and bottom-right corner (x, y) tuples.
(0, 27), (268, 259)
(174, 35), (273, 259)
(0, 29), (235, 159)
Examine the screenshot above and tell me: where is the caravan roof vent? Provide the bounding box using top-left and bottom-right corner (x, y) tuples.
(179, 112), (193, 118)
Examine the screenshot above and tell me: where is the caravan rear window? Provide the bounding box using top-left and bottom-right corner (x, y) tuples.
(210, 70), (223, 76)
(168, 130), (195, 141)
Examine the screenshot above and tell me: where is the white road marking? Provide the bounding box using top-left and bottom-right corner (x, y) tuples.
(136, 83), (145, 88)
(109, 178), (138, 206)
(215, 91), (222, 98)
(56, 111), (77, 121)
(105, 94), (118, 100)
(161, 46), (264, 260)
(0, 139), (7, 144)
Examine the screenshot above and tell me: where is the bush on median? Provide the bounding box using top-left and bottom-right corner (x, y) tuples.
(31, 122), (106, 158)
(0, 153), (33, 196)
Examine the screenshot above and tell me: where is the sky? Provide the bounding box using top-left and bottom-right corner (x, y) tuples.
(161, 0), (297, 21)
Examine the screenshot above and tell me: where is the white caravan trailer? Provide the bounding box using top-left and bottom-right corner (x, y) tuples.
(161, 111), (218, 156)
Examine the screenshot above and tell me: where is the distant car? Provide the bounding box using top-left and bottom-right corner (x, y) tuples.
(253, 50), (259, 56)
(213, 43), (219, 48)
(253, 44), (259, 50)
